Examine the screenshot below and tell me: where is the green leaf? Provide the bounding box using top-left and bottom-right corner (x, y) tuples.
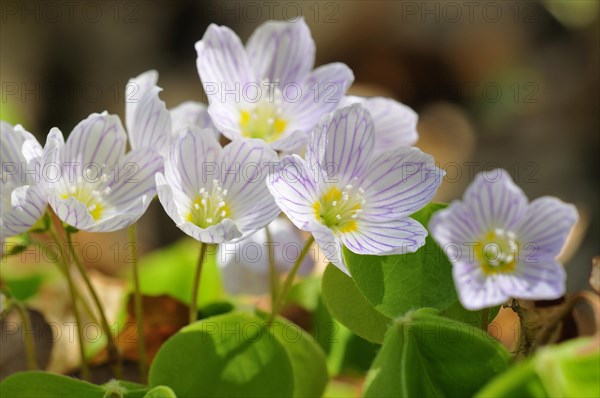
(477, 337), (600, 397)
(321, 263), (391, 344)
(344, 203), (454, 318)
(144, 386), (177, 398)
(364, 309), (510, 397)
(286, 276), (321, 311)
(537, 338), (600, 397)
(0, 371), (104, 398)
(263, 314), (329, 398)
(4, 274), (44, 302)
(440, 301), (500, 328)
(344, 203), (490, 323)
(149, 312), (295, 397)
(135, 239), (223, 307)
(0, 372), (149, 398)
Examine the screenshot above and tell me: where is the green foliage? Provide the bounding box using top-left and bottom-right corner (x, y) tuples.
(143, 386), (177, 398)
(135, 239), (223, 307)
(321, 263), (391, 344)
(149, 311), (328, 398)
(0, 372), (148, 398)
(477, 337), (600, 397)
(3, 274), (44, 302)
(344, 203), (490, 324)
(263, 314), (329, 398)
(440, 301), (500, 328)
(364, 309), (510, 398)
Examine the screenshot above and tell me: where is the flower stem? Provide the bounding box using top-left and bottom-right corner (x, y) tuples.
(47, 227), (90, 380)
(189, 242), (208, 324)
(128, 224), (148, 384)
(265, 225), (279, 313)
(31, 236), (98, 324)
(13, 302), (37, 371)
(64, 228), (123, 379)
(268, 236), (314, 324)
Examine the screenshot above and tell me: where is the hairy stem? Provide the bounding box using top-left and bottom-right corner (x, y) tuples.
(13, 302), (37, 371)
(128, 224), (148, 383)
(65, 227), (122, 379)
(47, 227), (90, 380)
(268, 237), (314, 324)
(189, 242), (208, 324)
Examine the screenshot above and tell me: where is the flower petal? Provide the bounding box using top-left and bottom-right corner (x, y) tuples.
(340, 217), (427, 255)
(286, 63), (354, 134)
(196, 24), (254, 142)
(342, 96), (418, 151)
(1, 122), (42, 164)
(452, 263), (509, 310)
(361, 146), (443, 220)
(220, 140), (280, 238)
(245, 17), (315, 85)
(164, 126), (223, 198)
(179, 219), (242, 244)
(463, 170), (528, 234)
(105, 147), (163, 210)
(170, 101), (217, 136)
(307, 104), (374, 188)
(125, 70), (158, 134)
(86, 196), (151, 232)
(48, 191), (96, 231)
(266, 155), (318, 231)
(126, 71), (172, 153)
(63, 112), (127, 171)
(155, 172), (187, 225)
(499, 259), (566, 301)
(429, 200), (482, 250)
(1, 184), (47, 240)
(309, 221), (348, 274)
(516, 196), (578, 259)
(268, 129), (308, 153)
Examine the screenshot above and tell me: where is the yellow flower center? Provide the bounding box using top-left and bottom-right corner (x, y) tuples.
(475, 228), (520, 275)
(60, 168), (110, 220)
(239, 81), (287, 142)
(186, 179), (231, 228)
(313, 184), (365, 233)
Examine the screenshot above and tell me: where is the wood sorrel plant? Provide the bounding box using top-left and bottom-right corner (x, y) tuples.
(1, 17), (598, 398)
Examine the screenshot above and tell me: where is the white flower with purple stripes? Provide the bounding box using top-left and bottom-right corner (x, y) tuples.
(126, 70), (174, 154)
(266, 104), (443, 273)
(155, 126), (280, 243)
(1, 122), (47, 241)
(128, 70), (218, 148)
(341, 96), (419, 152)
(429, 170), (578, 310)
(42, 112), (163, 232)
(195, 17), (354, 151)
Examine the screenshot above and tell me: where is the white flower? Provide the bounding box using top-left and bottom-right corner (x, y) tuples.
(1, 122), (47, 240)
(218, 217), (314, 295)
(429, 170), (578, 310)
(195, 17), (354, 152)
(266, 104), (443, 273)
(125, 70), (173, 154)
(170, 100), (217, 138)
(341, 96), (418, 151)
(43, 112), (163, 232)
(155, 126), (280, 243)
(127, 70), (220, 149)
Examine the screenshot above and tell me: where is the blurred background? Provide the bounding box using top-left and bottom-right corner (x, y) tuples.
(1, 1), (598, 307)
